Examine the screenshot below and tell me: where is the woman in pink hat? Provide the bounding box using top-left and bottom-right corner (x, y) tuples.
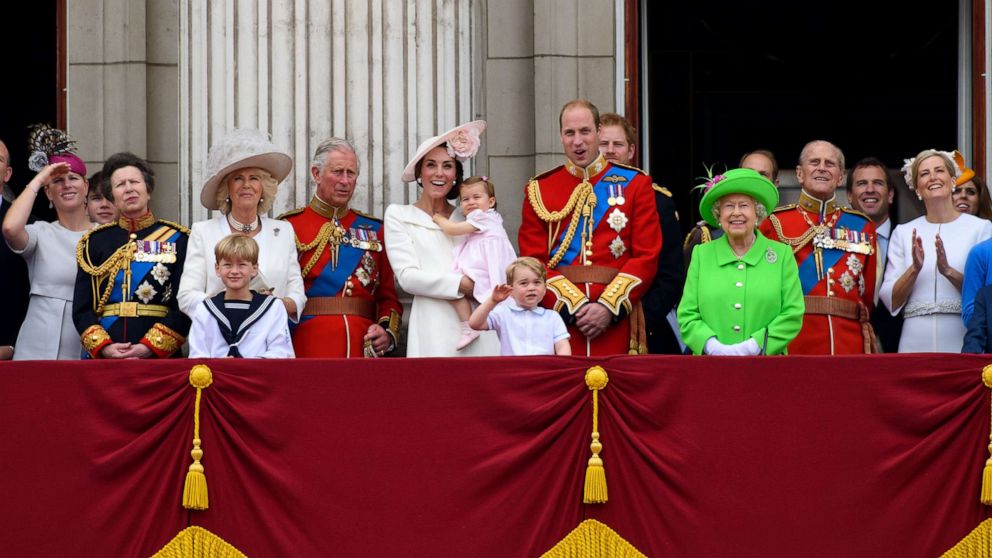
(177, 128), (306, 323)
(384, 121), (500, 357)
(2, 124), (93, 359)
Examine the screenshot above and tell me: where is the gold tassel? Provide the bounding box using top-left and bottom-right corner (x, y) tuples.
(183, 364), (213, 510)
(584, 365), (609, 504)
(981, 365), (992, 505)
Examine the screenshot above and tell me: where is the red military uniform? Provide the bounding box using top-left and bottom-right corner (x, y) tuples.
(280, 197), (402, 357)
(519, 154), (662, 355)
(759, 190), (877, 354)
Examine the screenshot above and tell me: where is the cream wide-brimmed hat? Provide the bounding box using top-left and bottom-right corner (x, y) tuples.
(401, 120), (486, 183)
(200, 128), (293, 210)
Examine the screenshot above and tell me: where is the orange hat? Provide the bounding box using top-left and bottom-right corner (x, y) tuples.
(954, 150), (976, 186)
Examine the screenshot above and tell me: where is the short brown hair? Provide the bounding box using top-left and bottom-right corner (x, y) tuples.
(599, 113), (636, 145)
(460, 175), (497, 208)
(559, 99), (601, 131)
(215, 234), (259, 265)
(505, 256), (546, 284)
(740, 149), (779, 182)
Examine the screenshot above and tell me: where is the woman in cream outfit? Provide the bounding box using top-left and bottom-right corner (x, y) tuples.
(384, 121), (499, 357)
(178, 129), (306, 321)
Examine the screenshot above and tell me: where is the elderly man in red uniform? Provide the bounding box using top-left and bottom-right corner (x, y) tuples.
(280, 138), (402, 357)
(518, 99), (661, 355)
(759, 140), (877, 354)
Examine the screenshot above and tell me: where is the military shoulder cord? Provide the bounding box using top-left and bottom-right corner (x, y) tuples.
(76, 239), (136, 315)
(527, 180), (596, 269)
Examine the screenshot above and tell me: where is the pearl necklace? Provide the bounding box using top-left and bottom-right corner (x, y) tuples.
(228, 213), (260, 233)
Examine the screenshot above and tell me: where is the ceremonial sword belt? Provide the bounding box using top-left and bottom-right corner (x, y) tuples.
(303, 297), (376, 321)
(802, 296), (868, 321)
(101, 302), (169, 318)
(557, 265), (619, 285)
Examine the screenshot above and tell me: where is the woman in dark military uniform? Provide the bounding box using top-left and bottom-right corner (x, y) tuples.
(73, 152), (190, 358)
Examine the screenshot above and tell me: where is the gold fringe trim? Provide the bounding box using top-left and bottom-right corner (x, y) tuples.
(583, 366), (609, 504)
(150, 526), (246, 558)
(939, 519), (992, 558)
(540, 519), (647, 558)
(183, 365), (213, 510)
(982, 365), (992, 505)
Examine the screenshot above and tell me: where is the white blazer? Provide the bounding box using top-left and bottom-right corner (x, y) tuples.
(178, 215), (306, 321)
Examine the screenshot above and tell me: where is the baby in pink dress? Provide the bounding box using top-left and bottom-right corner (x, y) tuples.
(433, 176), (518, 349)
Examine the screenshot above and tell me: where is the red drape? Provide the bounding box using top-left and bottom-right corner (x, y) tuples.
(1, 355), (989, 557)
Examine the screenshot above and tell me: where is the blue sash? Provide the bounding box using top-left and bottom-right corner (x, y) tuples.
(99, 227), (183, 331)
(796, 212), (870, 295)
(299, 215), (379, 325)
(553, 165), (638, 266)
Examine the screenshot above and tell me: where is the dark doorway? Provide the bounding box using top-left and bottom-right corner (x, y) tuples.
(0, 1), (60, 219)
(645, 0), (959, 226)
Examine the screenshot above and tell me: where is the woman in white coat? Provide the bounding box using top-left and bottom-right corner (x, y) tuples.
(178, 129), (306, 321)
(384, 121), (499, 357)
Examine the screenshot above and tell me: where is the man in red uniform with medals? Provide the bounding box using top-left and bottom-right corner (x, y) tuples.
(280, 138), (402, 357)
(518, 99), (662, 355)
(759, 140), (877, 354)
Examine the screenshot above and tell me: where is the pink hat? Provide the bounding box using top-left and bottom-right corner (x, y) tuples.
(49, 153), (87, 177)
(401, 121), (486, 183)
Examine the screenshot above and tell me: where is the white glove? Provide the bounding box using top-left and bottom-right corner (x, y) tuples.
(725, 338), (760, 356)
(704, 337), (729, 355)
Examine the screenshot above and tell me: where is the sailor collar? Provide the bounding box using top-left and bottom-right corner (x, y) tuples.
(565, 153), (608, 181)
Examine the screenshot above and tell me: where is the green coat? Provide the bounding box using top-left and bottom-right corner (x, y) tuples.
(678, 231), (804, 355)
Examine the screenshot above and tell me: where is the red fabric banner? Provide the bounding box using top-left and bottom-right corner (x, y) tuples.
(1, 355), (990, 556)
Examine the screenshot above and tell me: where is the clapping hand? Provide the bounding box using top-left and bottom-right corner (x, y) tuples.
(491, 284), (513, 304)
(911, 228), (925, 272)
(935, 233), (951, 276)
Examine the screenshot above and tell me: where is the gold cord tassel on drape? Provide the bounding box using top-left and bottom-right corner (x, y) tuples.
(183, 364), (213, 510)
(981, 365), (992, 505)
(584, 366), (609, 504)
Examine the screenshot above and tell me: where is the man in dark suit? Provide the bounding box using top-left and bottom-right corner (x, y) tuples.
(846, 157), (902, 352)
(0, 139), (31, 358)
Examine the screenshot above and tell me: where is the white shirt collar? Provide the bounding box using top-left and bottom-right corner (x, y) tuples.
(876, 217), (891, 239)
(507, 299), (546, 315)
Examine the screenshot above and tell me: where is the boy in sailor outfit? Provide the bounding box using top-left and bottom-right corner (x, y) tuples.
(188, 234), (294, 358)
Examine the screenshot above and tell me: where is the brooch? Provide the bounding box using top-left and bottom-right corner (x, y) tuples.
(765, 248), (777, 264)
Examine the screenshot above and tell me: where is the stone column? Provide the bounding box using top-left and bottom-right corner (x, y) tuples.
(179, 0), (477, 224)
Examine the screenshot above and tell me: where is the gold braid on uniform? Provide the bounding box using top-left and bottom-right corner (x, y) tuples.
(296, 223), (335, 277)
(76, 238), (137, 315)
(768, 214), (818, 254)
(527, 179), (596, 269)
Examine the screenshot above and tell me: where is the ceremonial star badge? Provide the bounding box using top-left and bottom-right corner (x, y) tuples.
(607, 209), (628, 233)
(609, 236), (626, 259)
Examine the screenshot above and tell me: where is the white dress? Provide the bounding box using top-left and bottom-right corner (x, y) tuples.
(9, 221), (88, 360)
(177, 215), (306, 321)
(879, 213), (992, 352)
(384, 204), (499, 357)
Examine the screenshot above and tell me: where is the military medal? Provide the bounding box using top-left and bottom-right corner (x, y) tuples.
(609, 236), (626, 259)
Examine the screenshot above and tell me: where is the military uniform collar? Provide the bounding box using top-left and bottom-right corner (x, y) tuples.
(310, 194), (350, 220)
(118, 212), (156, 232)
(798, 190), (839, 217)
(564, 153), (608, 180)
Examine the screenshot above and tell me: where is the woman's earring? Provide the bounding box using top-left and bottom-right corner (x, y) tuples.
(416, 178), (422, 185)
(225, 197), (231, 203)
(259, 197), (264, 203)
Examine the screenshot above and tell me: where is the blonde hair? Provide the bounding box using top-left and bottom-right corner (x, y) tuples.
(460, 175), (497, 209)
(505, 256), (546, 284)
(215, 167), (280, 215)
(215, 234), (259, 265)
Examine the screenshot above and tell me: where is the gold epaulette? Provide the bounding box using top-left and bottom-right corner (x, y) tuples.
(840, 207), (872, 221)
(651, 183), (673, 198)
(611, 161), (648, 175)
(78, 222), (115, 244)
(352, 208), (383, 222)
(529, 165), (564, 182)
(771, 203), (799, 213)
(157, 219), (190, 235)
(276, 207), (305, 220)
